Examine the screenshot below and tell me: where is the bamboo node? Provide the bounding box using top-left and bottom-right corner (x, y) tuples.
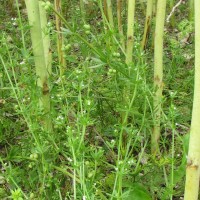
(154, 75), (161, 82)
(127, 36), (133, 40)
(186, 157), (199, 169)
(42, 82), (49, 95)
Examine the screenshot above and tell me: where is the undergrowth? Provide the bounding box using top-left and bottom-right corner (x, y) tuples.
(0, 0), (193, 199)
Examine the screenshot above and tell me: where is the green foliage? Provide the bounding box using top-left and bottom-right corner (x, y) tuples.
(0, 0), (193, 199)
(123, 183), (151, 200)
(11, 189), (23, 200)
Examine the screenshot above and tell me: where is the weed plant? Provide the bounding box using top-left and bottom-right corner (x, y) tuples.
(0, 0), (194, 199)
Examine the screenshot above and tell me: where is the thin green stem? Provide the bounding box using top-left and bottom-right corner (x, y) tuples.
(15, 0), (26, 51)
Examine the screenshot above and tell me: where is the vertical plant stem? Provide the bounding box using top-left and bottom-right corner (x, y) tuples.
(153, 0), (157, 15)
(117, 0), (125, 51)
(169, 0), (175, 27)
(55, 0), (66, 76)
(151, 0), (157, 49)
(39, 1), (52, 75)
(169, 101), (176, 200)
(106, 0), (114, 29)
(39, 1), (52, 131)
(121, 0), (135, 125)
(80, 0), (85, 22)
(98, 0), (126, 54)
(103, 0), (108, 20)
(71, 144), (77, 199)
(141, 0), (153, 50)
(112, 70), (139, 200)
(126, 0), (136, 66)
(184, 0), (200, 199)
(152, 0), (166, 155)
(25, 0), (52, 132)
(15, 0), (26, 52)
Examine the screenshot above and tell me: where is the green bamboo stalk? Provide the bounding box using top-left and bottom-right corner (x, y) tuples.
(39, 1), (52, 131)
(141, 0), (153, 50)
(54, 0), (66, 76)
(126, 0), (136, 66)
(106, 0), (114, 29)
(120, 0), (136, 125)
(151, 0), (166, 155)
(153, 0), (157, 15)
(117, 0), (125, 51)
(184, 0), (200, 199)
(25, 0), (52, 131)
(39, 1), (51, 74)
(169, 0), (175, 27)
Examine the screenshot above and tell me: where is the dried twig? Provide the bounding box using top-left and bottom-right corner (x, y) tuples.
(166, 0), (183, 23)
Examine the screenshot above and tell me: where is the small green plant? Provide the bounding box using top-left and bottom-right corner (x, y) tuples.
(0, 0), (196, 199)
(11, 189), (23, 200)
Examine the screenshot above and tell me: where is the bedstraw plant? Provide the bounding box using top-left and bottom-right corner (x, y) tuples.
(0, 0), (197, 199)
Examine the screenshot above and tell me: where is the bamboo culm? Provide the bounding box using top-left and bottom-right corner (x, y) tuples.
(184, 0), (200, 199)
(25, 0), (52, 131)
(151, 0), (167, 155)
